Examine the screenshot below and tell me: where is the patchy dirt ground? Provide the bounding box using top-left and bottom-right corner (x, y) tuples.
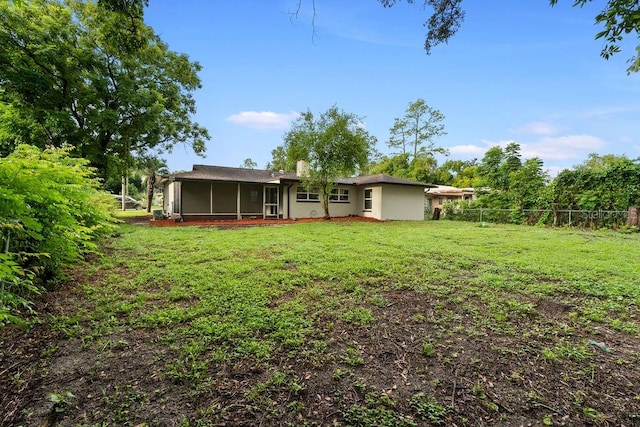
(2, 287), (639, 426)
(1, 218), (639, 426)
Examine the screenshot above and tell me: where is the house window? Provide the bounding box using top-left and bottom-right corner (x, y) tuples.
(296, 185), (320, 202)
(364, 188), (372, 211)
(438, 197), (443, 206)
(329, 188), (349, 203)
(250, 190), (258, 203)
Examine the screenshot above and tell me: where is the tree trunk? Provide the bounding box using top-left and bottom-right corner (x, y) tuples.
(322, 192), (331, 220)
(146, 171), (156, 213)
(121, 175), (127, 211)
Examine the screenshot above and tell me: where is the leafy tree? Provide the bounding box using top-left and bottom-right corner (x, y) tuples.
(450, 163), (478, 188)
(368, 152), (440, 183)
(0, 0), (209, 184)
(368, 99), (448, 189)
(379, 0), (465, 53)
(266, 141), (310, 172)
(408, 154), (439, 183)
(369, 153), (413, 178)
(281, 106), (377, 219)
(502, 142), (522, 175)
(387, 118), (410, 155)
(369, 153), (480, 186)
(389, 99), (447, 160)
(241, 158), (258, 169)
(509, 158), (549, 211)
(477, 146), (506, 191)
(474, 142), (548, 218)
(428, 159), (478, 186)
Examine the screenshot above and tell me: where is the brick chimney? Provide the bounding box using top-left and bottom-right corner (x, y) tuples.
(296, 160), (309, 177)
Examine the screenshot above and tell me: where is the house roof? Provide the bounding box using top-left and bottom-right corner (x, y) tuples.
(169, 164), (297, 184)
(162, 164), (434, 188)
(425, 185), (475, 196)
(351, 174), (435, 188)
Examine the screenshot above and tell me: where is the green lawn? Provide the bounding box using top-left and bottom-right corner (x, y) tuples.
(4, 221), (640, 425)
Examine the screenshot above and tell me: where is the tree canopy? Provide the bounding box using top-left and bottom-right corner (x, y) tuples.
(391, 99), (447, 159)
(0, 0), (209, 183)
(367, 98), (447, 184)
(277, 106), (377, 219)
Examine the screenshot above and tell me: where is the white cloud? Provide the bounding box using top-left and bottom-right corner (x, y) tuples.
(619, 135), (634, 144)
(512, 121), (562, 135)
(226, 111), (299, 131)
(525, 134), (606, 160)
(448, 144), (489, 157)
(575, 105), (640, 120)
(479, 139), (513, 148)
(449, 135), (606, 165)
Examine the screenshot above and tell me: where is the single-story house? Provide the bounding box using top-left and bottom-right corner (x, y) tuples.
(158, 161), (434, 221)
(425, 185), (475, 213)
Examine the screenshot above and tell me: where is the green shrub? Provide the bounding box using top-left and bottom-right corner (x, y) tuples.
(0, 145), (116, 325)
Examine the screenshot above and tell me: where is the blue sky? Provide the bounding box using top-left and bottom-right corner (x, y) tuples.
(144, 1), (640, 177)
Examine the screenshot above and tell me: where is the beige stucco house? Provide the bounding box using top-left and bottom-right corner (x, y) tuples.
(158, 162), (433, 221)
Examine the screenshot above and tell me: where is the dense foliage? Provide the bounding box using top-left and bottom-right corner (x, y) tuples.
(0, 0), (209, 184)
(0, 145), (115, 326)
(442, 148), (640, 227)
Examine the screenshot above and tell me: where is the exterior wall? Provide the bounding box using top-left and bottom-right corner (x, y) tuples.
(164, 180), (426, 221)
(288, 198), (324, 219)
(380, 184), (426, 220)
(162, 181), (180, 215)
(361, 185), (383, 220)
(287, 184), (359, 219)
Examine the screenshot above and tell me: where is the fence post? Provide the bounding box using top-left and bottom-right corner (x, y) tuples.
(628, 207), (640, 227)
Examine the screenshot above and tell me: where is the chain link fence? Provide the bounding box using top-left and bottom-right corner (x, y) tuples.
(429, 208), (630, 228)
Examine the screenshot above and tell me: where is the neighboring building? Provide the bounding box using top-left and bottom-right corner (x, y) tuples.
(158, 162), (434, 221)
(425, 185), (475, 214)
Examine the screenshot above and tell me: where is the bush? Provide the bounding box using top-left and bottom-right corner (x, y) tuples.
(0, 145), (116, 326)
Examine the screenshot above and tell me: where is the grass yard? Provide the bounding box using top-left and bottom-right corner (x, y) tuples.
(1, 220), (639, 426)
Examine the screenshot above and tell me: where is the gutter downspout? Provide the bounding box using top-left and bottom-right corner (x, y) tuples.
(237, 183), (241, 220)
(286, 183), (294, 219)
(179, 181), (183, 220)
